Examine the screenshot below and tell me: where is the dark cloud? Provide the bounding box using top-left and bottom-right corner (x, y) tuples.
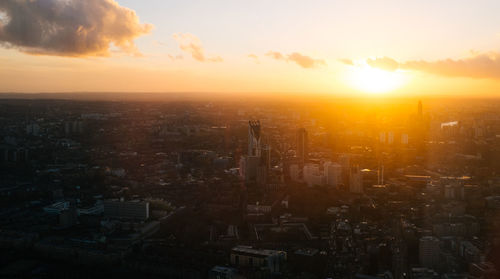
(266, 51), (326, 69)
(0, 0), (153, 57)
(173, 33), (222, 62)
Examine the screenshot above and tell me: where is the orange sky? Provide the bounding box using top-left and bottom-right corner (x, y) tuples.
(1, 0), (500, 97)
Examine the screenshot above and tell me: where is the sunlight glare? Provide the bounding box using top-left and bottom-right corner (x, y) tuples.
(345, 61), (407, 94)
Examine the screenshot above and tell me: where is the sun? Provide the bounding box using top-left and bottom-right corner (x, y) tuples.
(344, 61), (407, 94)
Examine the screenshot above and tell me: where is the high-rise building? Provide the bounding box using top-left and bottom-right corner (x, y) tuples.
(296, 128), (308, 164)
(418, 100), (423, 119)
(242, 120), (269, 185)
(289, 164), (300, 182)
(248, 120), (261, 156)
(303, 163), (324, 187)
(349, 165), (363, 193)
(324, 162), (342, 188)
(261, 144), (271, 170)
(419, 236), (440, 269)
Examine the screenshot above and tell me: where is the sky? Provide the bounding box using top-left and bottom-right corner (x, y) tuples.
(1, 0), (500, 97)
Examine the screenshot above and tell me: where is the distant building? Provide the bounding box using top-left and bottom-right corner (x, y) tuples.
(418, 100), (423, 119)
(349, 165), (363, 193)
(296, 128), (308, 164)
(241, 120), (269, 185)
(289, 164), (300, 182)
(419, 236), (440, 269)
(78, 200), (104, 216)
(104, 200), (149, 221)
(230, 246), (286, 273)
(43, 201), (71, 215)
(240, 155), (259, 182)
(324, 162), (341, 188)
(59, 208), (77, 228)
(303, 163), (324, 187)
(64, 120), (84, 135)
(401, 133), (409, 145)
(411, 267), (439, 279)
(26, 123), (40, 136)
(248, 120), (261, 156)
(209, 266), (238, 279)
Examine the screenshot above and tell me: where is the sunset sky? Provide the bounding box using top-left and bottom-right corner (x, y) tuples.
(1, 0), (500, 96)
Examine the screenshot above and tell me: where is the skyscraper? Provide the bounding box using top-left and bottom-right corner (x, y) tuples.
(349, 165), (363, 193)
(418, 100), (423, 119)
(296, 128), (308, 165)
(324, 162), (342, 188)
(242, 120), (268, 184)
(248, 120), (261, 156)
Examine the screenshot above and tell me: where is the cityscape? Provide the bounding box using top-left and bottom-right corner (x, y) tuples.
(1, 0), (500, 278)
(0, 96), (499, 278)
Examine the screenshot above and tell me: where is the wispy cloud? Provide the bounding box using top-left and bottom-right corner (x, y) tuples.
(172, 33), (222, 62)
(168, 54), (183, 61)
(248, 54), (260, 63)
(266, 51), (285, 60)
(287, 52), (326, 68)
(266, 51), (326, 69)
(338, 58), (353, 66)
(0, 0), (153, 57)
(366, 57), (399, 71)
(341, 52), (500, 79)
(402, 52), (500, 79)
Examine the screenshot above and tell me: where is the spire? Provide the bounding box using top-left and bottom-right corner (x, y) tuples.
(418, 100), (423, 118)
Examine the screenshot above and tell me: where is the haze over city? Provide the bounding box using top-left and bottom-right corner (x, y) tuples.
(0, 1), (500, 279)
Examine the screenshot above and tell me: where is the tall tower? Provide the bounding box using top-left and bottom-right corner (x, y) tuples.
(417, 100), (423, 119)
(296, 128), (308, 164)
(415, 100), (426, 155)
(349, 165), (363, 194)
(248, 120), (261, 156)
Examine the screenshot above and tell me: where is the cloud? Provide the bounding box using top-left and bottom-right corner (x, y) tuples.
(366, 56), (399, 71)
(266, 51), (285, 60)
(248, 54), (259, 63)
(172, 33), (222, 62)
(338, 58), (353, 65)
(208, 56), (223, 62)
(0, 0), (153, 57)
(168, 54), (183, 61)
(287, 52), (326, 68)
(343, 52), (500, 79)
(266, 51), (326, 69)
(402, 52), (500, 79)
